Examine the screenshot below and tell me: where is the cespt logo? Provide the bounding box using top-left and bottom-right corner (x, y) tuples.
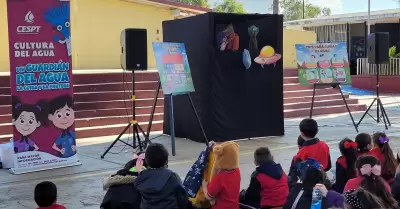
(17, 11), (41, 34)
(25, 11), (34, 24)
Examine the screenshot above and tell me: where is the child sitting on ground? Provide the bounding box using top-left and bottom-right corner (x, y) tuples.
(370, 132), (397, 183)
(240, 147), (288, 209)
(354, 133), (372, 156)
(284, 159), (333, 209)
(202, 141), (241, 209)
(344, 155), (397, 208)
(288, 118), (331, 186)
(333, 138), (357, 193)
(101, 152), (147, 209)
(344, 155), (392, 193)
(135, 143), (188, 209)
(34, 181), (66, 209)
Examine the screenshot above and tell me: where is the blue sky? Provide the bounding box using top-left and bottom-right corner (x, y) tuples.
(209, 0), (399, 15)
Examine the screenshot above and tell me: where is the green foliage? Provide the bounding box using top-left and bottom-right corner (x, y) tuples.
(175, 0), (210, 7)
(214, 0), (246, 13)
(279, 0), (331, 21)
(389, 46), (400, 58)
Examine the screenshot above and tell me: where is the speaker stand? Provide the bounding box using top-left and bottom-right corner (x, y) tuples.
(356, 65), (391, 129)
(101, 71), (151, 158)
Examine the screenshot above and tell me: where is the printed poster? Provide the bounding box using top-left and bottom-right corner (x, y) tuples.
(7, 0), (80, 174)
(295, 42), (352, 85)
(152, 42), (195, 95)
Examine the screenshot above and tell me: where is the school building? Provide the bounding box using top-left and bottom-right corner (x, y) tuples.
(284, 9), (400, 93)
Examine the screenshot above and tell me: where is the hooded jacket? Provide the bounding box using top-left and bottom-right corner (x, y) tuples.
(135, 168), (188, 209)
(240, 162), (289, 208)
(101, 169), (141, 209)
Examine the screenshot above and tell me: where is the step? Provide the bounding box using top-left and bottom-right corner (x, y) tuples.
(0, 113), (164, 135)
(283, 83), (315, 91)
(284, 94), (349, 104)
(283, 68), (298, 77)
(0, 121), (164, 143)
(284, 88), (340, 98)
(283, 77), (299, 84)
(0, 106), (163, 124)
(73, 71), (159, 85)
(284, 104), (367, 118)
(284, 99), (359, 110)
(0, 90), (163, 105)
(0, 98), (165, 115)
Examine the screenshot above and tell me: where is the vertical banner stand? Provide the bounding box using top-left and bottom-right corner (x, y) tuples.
(146, 81), (208, 156)
(309, 83), (358, 132)
(101, 72), (152, 159)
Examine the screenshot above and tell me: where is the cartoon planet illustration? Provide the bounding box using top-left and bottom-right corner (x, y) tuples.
(254, 46), (282, 68)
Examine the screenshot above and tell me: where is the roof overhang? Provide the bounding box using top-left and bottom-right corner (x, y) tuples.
(122, 0), (211, 15)
(284, 9), (400, 27)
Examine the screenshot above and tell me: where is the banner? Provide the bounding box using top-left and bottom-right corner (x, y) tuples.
(7, 0), (80, 174)
(152, 42), (195, 95)
(295, 42), (352, 85)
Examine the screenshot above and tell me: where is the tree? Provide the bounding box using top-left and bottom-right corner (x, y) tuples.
(280, 0), (331, 21)
(175, 0), (210, 7)
(214, 0), (246, 13)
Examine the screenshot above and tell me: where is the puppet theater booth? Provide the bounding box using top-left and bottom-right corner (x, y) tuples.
(162, 13), (284, 143)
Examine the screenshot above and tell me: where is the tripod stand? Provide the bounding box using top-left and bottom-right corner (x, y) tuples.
(356, 65), (391, 129)
(101, 71), (151, 159)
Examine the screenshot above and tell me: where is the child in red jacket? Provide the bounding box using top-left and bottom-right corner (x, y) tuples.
(34, 181), (66, 209)
(344, 155), (391, 192)
(370, 132), (397, 183)
(355, 133), (372, 156)
(288, 118), (331, 187)
(333, 138), (357, 193)
(240, 147), (288, 209)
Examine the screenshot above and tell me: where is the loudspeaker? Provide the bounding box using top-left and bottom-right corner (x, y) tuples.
(367, 32), (389, 65)
(120, 28), (147, 71)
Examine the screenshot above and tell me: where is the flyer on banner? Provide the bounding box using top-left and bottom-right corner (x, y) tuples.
(152, 42), (195, 95)
(6, 0), (80, 174)
(295, 42), (352, 85)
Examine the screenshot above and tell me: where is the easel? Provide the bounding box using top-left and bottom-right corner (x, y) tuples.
(101, 71), (152, 159)
(309, 83), (358, 132)
(146, 81), (209, 156)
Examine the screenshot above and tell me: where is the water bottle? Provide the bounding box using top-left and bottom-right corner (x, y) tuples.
(311, 188), (322, 209)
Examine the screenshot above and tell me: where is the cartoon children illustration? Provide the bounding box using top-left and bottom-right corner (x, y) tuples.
(311, 55), (316, 63)
(44, 2), (71, 56)
(48, 95), (76, 158)
(11, 96), (48, 153)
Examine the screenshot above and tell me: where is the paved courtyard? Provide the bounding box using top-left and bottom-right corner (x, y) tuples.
(2, 100), (400, 208)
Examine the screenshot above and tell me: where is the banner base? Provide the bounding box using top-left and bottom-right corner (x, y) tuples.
(9, 161), (82, 175)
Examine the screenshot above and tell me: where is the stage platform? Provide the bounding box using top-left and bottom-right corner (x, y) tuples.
(2, 108), (400, 208)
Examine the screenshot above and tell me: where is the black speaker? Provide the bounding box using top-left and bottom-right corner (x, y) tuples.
(120, 28), (147, 71)
(367, 32), (389, 64)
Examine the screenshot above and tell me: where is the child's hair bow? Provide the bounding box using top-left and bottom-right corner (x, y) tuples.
(344, 141), (357, 149)
(379, 136), (389, 144)
(131, 153), (146, 173)
(360, 164), (381, 176)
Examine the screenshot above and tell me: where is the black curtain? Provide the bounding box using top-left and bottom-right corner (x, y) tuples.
(163, 13), (284, 143)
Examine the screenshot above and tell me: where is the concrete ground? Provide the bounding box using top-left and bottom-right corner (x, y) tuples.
(2, 99), (400, 208)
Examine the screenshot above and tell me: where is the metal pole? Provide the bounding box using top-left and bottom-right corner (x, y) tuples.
(367, 0), (371, 35)
(303, 0), (305, 19)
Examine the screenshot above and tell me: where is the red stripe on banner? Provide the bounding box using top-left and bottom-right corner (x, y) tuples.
(162, 54), (183, 64)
